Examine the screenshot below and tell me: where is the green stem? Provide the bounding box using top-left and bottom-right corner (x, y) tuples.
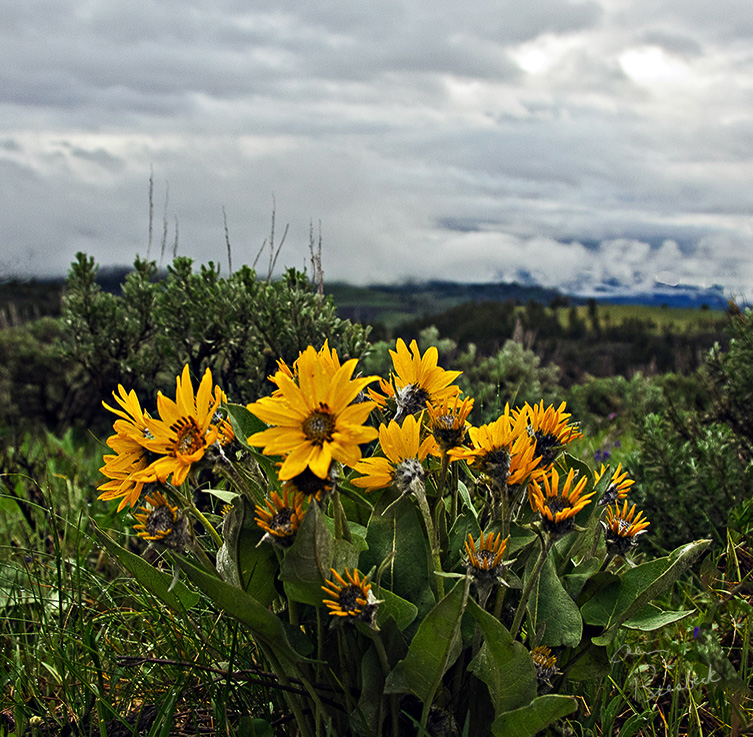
(332, 489), (352, 543)
(492, 584), (506, 620)
(259, 644), (314, 737)
(511, 532), (552, 641)
(413, 479), (445, 600)
(498, 480), (510, 539)
(369, 631), (398, 737)
(188, 540), (217, 573)
(188, 503), (224, 549)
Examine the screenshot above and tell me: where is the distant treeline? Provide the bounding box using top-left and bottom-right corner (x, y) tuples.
(378, 298), (730, 384)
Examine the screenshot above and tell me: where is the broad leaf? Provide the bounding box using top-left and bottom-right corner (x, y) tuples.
(526, 551), (582, 647)
(384, 577), (470, 705)
(582, 539), (711, 645)
(491, 695), (578, 737)
(178, 555), (304, 664)
(220, 496), (277, 607)
(467, 598), (537, 714)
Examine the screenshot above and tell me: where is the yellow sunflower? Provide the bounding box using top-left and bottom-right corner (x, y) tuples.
(255, 489), (306, 545)
(449, 405), (540, 488)
(351, 414), (435, 493)
(371, 339), (462, 422)
(268, 340), (343, 393)
(247, 346), (378, 480)
(98, 436), (151, 510)
(529, 466), (595, 535)
(136, 365), (222, 486)
(514, 401), (583, 468)
(595, 463), (634, 506)
(603, 500), (650, 555)
(322, 568), (380, 623)
(426, 394), (474, 453)
(98, 385), (153, 510)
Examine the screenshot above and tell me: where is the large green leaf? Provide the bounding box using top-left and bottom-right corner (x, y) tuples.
(582, 538), (711, 645)
(225, 403), (282, 492)
(178, 555), (304, 664)
(622, 603), (694, 631)
(376, 587), (419, 632)
(93, 524), (199, 612)
(466, 598), (537, 714)
(219, 496), (277, 607)
(226, 402), (267, 445)
(384, 577), (470, 705)
(526, 552), (582, 647)
(361, 489), (435, 616)
(491, 694), (578, 737)
(278, 502), (335, 606)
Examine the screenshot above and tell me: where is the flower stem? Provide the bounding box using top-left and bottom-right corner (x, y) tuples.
(413, 478), (445, 600)
(188, 503), (224, 549)
(511, 532), (552, 641)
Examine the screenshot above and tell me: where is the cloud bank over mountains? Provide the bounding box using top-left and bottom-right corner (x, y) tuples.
(2, 0), (752, 297)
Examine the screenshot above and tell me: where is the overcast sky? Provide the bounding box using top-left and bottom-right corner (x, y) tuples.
(2, 0), (753, 298)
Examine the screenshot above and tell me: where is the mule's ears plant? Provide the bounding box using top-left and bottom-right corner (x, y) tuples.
(96, 340), (710, 737)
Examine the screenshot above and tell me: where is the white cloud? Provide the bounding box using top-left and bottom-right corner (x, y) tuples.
(1, 0), (752, 300)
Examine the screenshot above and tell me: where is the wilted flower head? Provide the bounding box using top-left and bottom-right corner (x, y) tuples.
(532, 646), (560, 691)
(132, 491), (192, 550)
(465, 531), (509, 582)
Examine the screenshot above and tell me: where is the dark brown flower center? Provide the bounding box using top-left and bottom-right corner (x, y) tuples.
(147, 505), (176, 536)
(171, 417), (205, 455)
(302, 407), (336, 445)
(339, 584), (365, 613)
(270, 507), (294, 534)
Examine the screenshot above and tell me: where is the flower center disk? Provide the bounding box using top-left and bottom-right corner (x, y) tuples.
(302, 407), (336, 445)
(172, 417), (204, 455)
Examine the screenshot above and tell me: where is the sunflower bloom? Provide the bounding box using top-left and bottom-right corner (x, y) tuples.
(532, 646), (560, 690)
(132, 491), (191, 549)
(283, 467), (334, 501)
(322, 568), (380, 624)
(351, 414), (435, 493)
(465, 531), (508, 577)
(268, 340), (343, 393)
(374, 339), (462, 423)
(529, 467), (595, 535)
(595, 463), (635, 506)
(603, 500), (650, 555)
(136, 366), (222, 486)
(98, 437), (151, 511)
(247, 346), (378, 480)
(427, 394), (474, 453)
(449, 406), (540, 489)
(98, 385), (154, 510)
(515, 401), (583, 468)
(255, 489), (306, 545)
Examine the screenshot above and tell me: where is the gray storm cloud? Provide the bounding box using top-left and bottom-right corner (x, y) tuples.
(1, 0), (752, 298)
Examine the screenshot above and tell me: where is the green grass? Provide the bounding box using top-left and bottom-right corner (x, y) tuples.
(555, 304), (728, 335)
